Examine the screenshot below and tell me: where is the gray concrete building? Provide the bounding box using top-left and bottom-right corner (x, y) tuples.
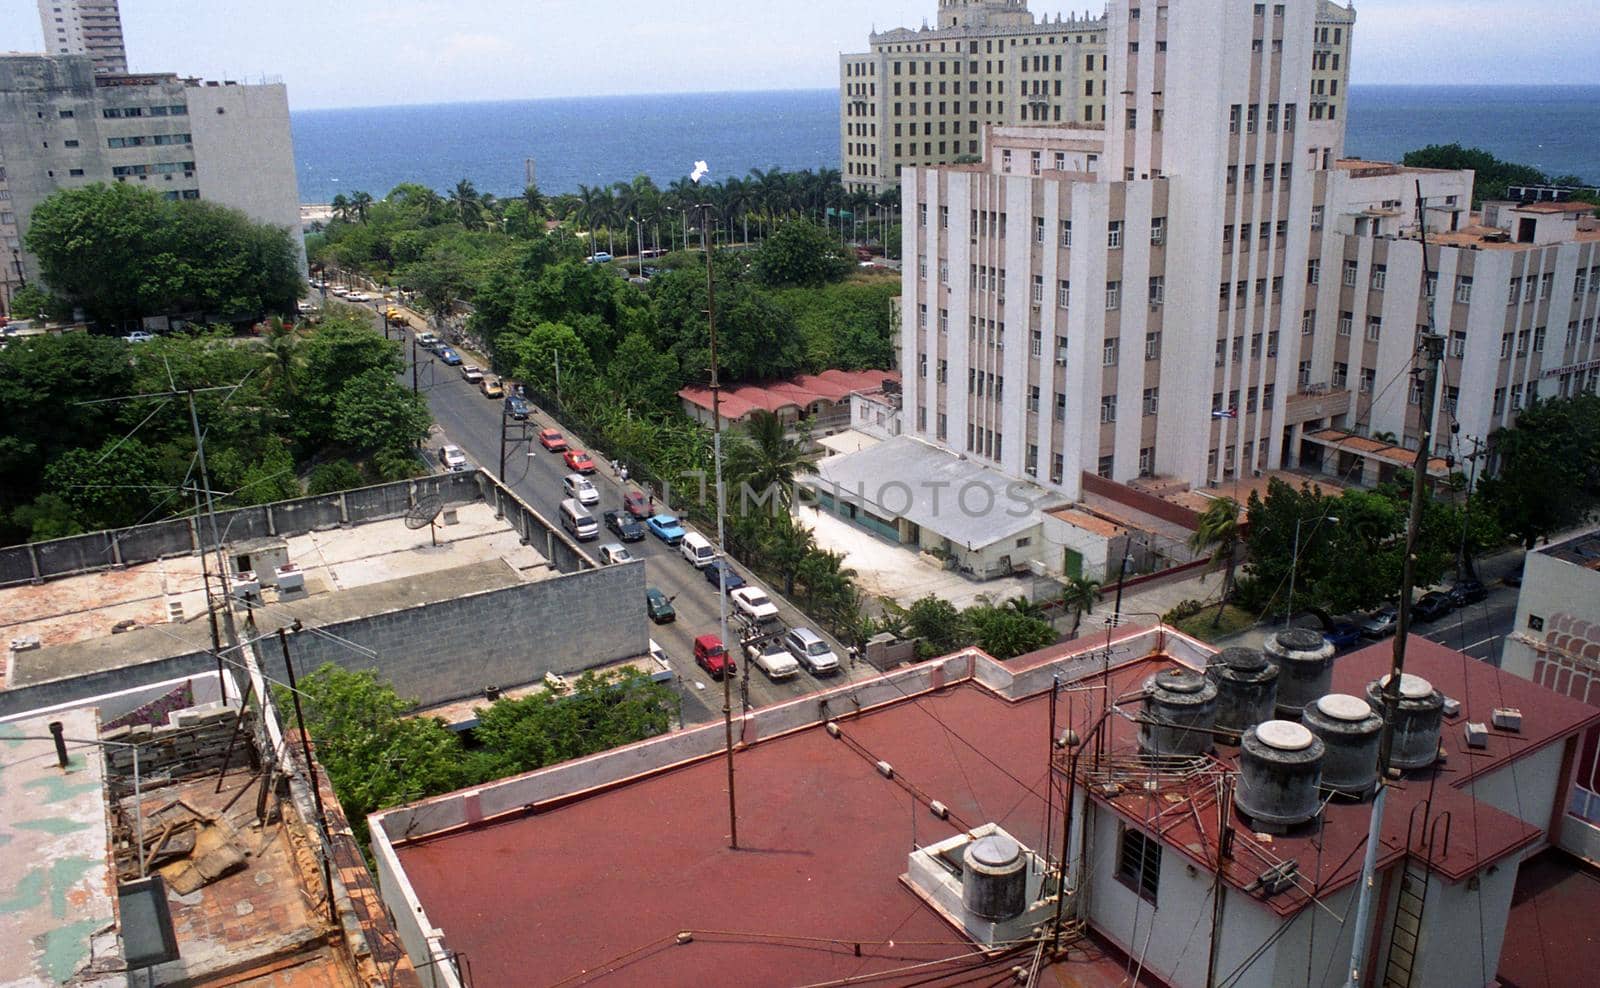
(0, 53), (303, 316)
(37, 0), (128, 74)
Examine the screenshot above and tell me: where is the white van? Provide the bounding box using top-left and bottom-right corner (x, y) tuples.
(680, 531), (716, 567)
(560, 498), (598, 541)
(563, 473), (600, 506)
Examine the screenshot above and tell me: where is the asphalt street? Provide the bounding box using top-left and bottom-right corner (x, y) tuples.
(1411, 579), (1521, 666)
(337, 296), (868, 723)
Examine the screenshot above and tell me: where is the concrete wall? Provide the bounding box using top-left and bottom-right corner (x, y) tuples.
(1409, 860), (1517, 988)
(187, 82), (304, 273)
(0, 648), (217, 719)
(1467, 740), (1565, 857)
(280, 562), (645, 710)
(0, 669), (233, 725)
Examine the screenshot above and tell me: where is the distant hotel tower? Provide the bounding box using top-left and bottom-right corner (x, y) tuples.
(37, 0), (128, 75)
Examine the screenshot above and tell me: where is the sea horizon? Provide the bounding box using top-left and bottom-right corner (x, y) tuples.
(291, 84), (1600, 206)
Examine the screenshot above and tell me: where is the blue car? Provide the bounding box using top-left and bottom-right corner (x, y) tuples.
(504, 395), (531, 420)
(436, 347), (463, 366)
(1323, 622), (1364, 651)
(646, 513), (686, 546)
(703, 560), (745, 593)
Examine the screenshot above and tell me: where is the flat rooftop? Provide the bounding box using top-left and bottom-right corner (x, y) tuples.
(1539, 529), (1600, 571)
(2, 502), (549, 689)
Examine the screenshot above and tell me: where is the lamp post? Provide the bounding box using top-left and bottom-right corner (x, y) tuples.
(630, 215), (646, 279)
(1286, 515), (1338, 627)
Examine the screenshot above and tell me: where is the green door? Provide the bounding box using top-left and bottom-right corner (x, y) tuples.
(1063, 548), (1084, 580)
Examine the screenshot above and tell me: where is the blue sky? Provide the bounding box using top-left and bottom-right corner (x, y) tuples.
(2, 1), (1596, 109)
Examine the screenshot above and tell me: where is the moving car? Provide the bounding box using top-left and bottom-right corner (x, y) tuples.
(438, 444), (468, 472)
(559, 498), (598, 541)
(1448, 580), (1488, 607)
(1323, 622), (1365, 651)
(563, 473), (600, 506)
(680, 532), (716, 568)
(731, 587), (779, 625)
(703, 559), (745, 592)
(588, 251), (613, 264)
(504, 395), (530, 419)
(693, 633), (735, 679)
(646, 514), (685, 545)
(645, 587), (676, 624)
(784, 627), (839, 675)
(415, 332), (440, 350)
(1359, 605), (1399, 639)
(481, 378), (505, 399)
(598, 543), (635, 566)
(436, 347), (463, 366)
(460, 364), (484, 383)
(538, 428), (568, 452)
(623, 490), (651, 518)
(604, 510), (644, 542)
(1412, 591), (1454, 623)
(122, 331), (155, 344)
(564, 449), (597, 474)
(746, 640), (800, 680)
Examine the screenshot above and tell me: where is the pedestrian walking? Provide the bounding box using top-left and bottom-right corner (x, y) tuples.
(648, 496), (656, 515)
(848, 644), (860, 668)
(620, 465), (630, 483)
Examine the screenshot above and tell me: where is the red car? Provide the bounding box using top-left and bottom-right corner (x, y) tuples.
(564, 449), (597, 474)
(623, 490), (650, 518)
(694, 633), (736, 680)
(538, 428), (567, 452)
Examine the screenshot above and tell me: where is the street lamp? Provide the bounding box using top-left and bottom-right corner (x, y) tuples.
(1286, 515), (1339, 627)
(629, 215), (646, 279)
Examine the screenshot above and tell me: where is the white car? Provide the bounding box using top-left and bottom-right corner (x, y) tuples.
(438, 444), (468, 472)
(563, 473), (600, 506)
(731, 587), (780, 625)
(598, 543), (635, 566)
(460, 364), (484, 383)
(746, 640), (800, 680)
(122, 331), (155, 344)
(784, 627), (840, 675)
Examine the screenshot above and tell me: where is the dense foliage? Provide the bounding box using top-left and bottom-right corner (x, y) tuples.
(879, 593), (1056, 661)
(285, 664), (674, 845)
(25, 183), (301, 325)
(1401, 144), (1595, 206)
(0, 310), (429, 545)
(1477, 393), (1600, 548)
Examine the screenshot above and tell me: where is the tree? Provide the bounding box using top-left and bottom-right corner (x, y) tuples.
(1401, 144), (1557, 205)
(725, 410), (812, 508)
(965, 604), (1055, 660)
(331, 369), (433, 456)
(1190, 497), (1243, 628)
(38, 437), (170, 535)
(400, 248), (470, 330)
(450, 179), (484, 229)
(902, 595), (972, 658)
(307, 459), (365, 495)
(6, 284), (69, 323)
(605, 331), (681, 415)
(471, 669), (673, 777)
(507, 321), (595, 404)
(1061, 577), (1102, 637)
(1478, 393), (1600, 547)
(751, 219), (853, 288)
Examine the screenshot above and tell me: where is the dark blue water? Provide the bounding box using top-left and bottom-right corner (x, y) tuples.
(289, 85), (1598, 203)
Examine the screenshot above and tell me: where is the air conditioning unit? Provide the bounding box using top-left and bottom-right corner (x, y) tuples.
(1025, 466), (1038, 476)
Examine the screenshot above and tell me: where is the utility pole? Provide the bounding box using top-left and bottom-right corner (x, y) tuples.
(187, 389), (241, 657)
(1345, 186), (1446, 987)
(278, 628), (337, 923)
(411, 336), (419, 395)
(1456, 435), (1484, 581)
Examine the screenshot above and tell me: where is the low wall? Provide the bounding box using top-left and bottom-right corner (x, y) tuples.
(1080, 472), (1202, 532)
(0, 650), (219, 720)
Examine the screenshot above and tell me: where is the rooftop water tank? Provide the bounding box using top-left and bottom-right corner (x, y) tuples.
(1365, 674), (1445, 771)
(1302, 693), (1383, 799)
(1234, 720), (1326, 830)
(1208, 647), (1280, 741)
(1139, 668), (1219, 758)
(961, 833), (1028, 921)
(1266, 629), (1337, 719)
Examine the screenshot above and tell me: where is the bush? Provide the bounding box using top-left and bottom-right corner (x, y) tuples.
(1163, 599), (1205, 624)
(307, 459), (365, 495)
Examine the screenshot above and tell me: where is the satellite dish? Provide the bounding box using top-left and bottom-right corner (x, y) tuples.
(406, 494), (445, 546)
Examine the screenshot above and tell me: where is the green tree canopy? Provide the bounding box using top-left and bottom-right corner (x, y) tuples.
(751, 219), (853, 288)
(1400, 144), (1570, 205)
(507, 321), (595, 402)
(1477, 393), (1600, 548)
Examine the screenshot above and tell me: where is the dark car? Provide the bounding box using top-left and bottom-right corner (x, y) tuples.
(1448, 580), (1488, 607)
(504, 395), (531, 420)
(1323, 622), (1364, 651)
(646, 587), (675, 624)
(436, 346), (463, 366)
(1412, 591), (1455, 622)
(604, 509), (644, 542)
(703, 559), (745, 593)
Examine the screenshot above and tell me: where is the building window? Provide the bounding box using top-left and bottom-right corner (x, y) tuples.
(1051, 453), (1064, 484)
(1106, 280), (1121, 310)
(1455, 275), (1473, 303)
(1061, 220), (1072, 247)
(1343, 260), (1359, 287)
(1058, 280), (1070, 308)
(1150, 216), (1165, 245)
(1033, 274), (1044, 303)
(1034, 216), (1045, 244)
(1366, 316), (1382, 342)
(1031, 330), (1042, 356)
(1148, 276), (1164, 306)
(1143, 387), (1159, 416)
(1145, 332), (1161, 361)
(1529, 614), (1545, 632)
(1108, 220), (1123, 249)
(1100, 395), (1117, 423)
(1054, 393), (1067, 421)
(1370, 265), (1387, 292)
(1338, 312), (1353, 336)
(1103, 339), (1119, 366)
(1116, 827), (1161, 905)
(1098, 454), (1115, 478)
(1307, 259), (1320, 285)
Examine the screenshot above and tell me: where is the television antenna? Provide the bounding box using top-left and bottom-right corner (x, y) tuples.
(405, 494), (444, 546)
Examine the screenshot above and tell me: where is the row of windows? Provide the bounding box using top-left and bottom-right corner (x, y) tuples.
(111, 161), (195, 177)
(106, 133), (191, 148)
(1508, 268), (1600, 305)
(102, 104), (186, 118)
(883, 34), (1104, 61)
(1213, 333), (1282, 365)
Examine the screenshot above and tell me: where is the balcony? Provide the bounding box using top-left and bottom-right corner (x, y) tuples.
(1284, 384), (1351, 425)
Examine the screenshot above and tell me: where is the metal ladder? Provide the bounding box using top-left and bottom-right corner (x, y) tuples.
(1381, 805), (1452, 988)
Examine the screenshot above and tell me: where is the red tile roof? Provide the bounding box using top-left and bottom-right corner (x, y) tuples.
(679, 369), (900, 421)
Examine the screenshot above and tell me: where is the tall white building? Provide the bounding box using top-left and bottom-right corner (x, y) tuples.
(897, 0), (1599, 508)
(37, 0), (128, 75)
(0, 54), (304, 316)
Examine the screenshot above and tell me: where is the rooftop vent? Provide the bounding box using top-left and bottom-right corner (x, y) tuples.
(904, 824), (1059, 946)
(1302, 693), (1382, 800)
(1138, 668), (1218, 758)
(1234, 720), (1326, 833)
(1266, 629), (1336, 719)
(1365, 674), (1444, 771)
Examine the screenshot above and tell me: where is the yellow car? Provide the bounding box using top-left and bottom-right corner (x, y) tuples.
(481, 377), (505, 399)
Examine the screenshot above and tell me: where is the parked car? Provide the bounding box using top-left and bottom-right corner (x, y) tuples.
(122, 331), (155, 344)
(436, 347), (463, 366)
(747, 640), (800, 680)
(645, 587), (676, 624)
(416, 332), (440, 350)
(1323, 622), (1365, 651)
(646, 514), (686, 545)
(598, 543), (635, 566)
(731, 587), (780, 625)
(503, 395), (530, 419)
(460, 364), (484, 383)
(693, 633), (735, 679)
(588, 251), (613, 264)
(784, 627), (839, 675)
(481, 378), (505, 399)
(1412, 591), (1454, 622)
(703, 559), (745, 592)
(604, 510), (644, 542)
(623, 490), (651, 518)
(563, 473), (600, 506)
(1359, 605), (1399, 639)
(438, 444), (468, 472)
(538, 428), (568, 452)
(1448, 580), (1488, 607)
(564, 449), (597, 474)
(680, 531), (716, 568)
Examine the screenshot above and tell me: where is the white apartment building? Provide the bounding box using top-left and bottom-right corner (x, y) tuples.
(0, 54), (304, 316)
(896, 0), (1599, 507)
(37, 0), (128, 75)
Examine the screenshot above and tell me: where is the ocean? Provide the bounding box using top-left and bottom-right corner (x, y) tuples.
(289, 85), (1599, 205)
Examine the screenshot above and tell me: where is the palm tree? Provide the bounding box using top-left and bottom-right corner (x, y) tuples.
(522, 184), (548, 220)
(260, 317), (302, 399)
(330, 193), (351, 222)
(350, 190), (374, 223)
(450, 179), (483, 229)
(1004, 595), (1046, 620)
(1060, 576), (1102, 637)
(763, 515), (817, 597)
(722, 177), (754, 246)
(1190, 497), (1244, 628)
(725, 410), (812, 507)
